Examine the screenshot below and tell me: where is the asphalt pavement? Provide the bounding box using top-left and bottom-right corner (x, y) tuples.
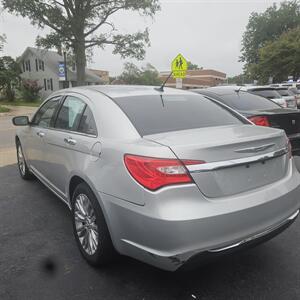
(0, 164), (300, 300)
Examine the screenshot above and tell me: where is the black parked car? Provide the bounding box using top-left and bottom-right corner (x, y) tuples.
(193, 86), (300, 155)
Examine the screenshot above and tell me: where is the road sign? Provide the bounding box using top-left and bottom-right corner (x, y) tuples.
(58, 62), (65, 81)
(172, 54), (188, 79)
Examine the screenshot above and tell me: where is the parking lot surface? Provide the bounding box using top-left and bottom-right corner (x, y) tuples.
(1, 164), (300, 300)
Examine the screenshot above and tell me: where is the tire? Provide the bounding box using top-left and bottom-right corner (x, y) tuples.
(71, 182), (117, 266)
(16, 140), (34, 180)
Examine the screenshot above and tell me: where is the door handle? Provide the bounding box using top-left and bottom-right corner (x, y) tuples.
(64, 137), (77, 145)
(37, 131), (45, 137)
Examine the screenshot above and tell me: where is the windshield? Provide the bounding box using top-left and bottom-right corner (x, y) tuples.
(114, 94), (243, 136)
(219, 91), (280, 111)
(250, 89), (281, 99)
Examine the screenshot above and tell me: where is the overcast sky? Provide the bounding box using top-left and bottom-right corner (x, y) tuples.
(0, 0), (283, 77)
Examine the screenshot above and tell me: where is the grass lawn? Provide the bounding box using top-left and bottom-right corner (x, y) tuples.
(0, 100), (42, 107)
(0, 105), (10, 113)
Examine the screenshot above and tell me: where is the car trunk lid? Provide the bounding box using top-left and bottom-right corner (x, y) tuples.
(145, 125), (289, 198)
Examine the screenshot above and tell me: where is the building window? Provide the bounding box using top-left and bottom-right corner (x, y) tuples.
(39, 60), (44, 71)
(47, 79), (51, 90)
(50, 78), (53, 91)
(44, 79), (47, 91)
(22, 61), (25, 72)
(35, 59), (38, 72)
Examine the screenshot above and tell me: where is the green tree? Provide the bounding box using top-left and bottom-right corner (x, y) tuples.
(253, 27), (300, 84)
(2, 0), (160, 86)
(240, 1), (300, 69)
(0, 34), (6, 52)
(19, 79), (43, 102)
(118, 62), (161, 85)
(187, 61), (200, 70)
(227, 74), (253, 85)
(0, 56), (21, 101)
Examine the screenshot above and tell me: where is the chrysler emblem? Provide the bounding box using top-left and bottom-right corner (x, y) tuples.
(235, 143), (275, 153)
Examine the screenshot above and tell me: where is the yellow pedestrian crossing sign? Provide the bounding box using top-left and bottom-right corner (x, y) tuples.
(172, 54), (188, 78)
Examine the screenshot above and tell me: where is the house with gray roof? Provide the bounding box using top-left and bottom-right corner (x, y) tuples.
(19, 47), (103, 98)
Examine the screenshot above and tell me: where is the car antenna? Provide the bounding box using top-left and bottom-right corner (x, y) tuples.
(155, 71), (173, 92)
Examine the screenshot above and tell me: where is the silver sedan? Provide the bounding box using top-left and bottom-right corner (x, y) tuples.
(12, 85), (300, 271)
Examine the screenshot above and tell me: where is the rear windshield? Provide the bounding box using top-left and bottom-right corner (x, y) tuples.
(220, 91), (279, 111)
(114, 94), (243, 136)
(251, 89), (281, 99)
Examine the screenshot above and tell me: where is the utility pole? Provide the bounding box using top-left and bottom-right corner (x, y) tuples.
(63, 51), (68, 88)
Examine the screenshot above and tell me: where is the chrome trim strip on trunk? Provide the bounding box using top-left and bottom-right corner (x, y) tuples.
(187, 147), (288, 173)
(208, 210), (299, 253)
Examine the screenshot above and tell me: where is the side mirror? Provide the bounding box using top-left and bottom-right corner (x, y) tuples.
(12, 116), (30, 126)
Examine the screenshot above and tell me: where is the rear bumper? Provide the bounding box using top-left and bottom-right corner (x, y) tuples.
(99, 159), (300, 271)
(180, 209), (299, 271)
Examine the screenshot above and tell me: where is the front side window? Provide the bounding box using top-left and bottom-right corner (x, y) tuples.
(55, 96), (86, 131)
(32, 97), (61, 128)
(78, 105), (97, 136)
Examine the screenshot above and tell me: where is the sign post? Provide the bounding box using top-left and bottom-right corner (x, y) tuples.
(171, 53), (188, 89)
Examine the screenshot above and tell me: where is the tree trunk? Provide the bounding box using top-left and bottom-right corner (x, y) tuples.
(74, 39), (86, 86)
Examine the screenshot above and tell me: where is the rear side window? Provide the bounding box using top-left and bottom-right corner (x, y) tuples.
(78, 105), (97, 136)
(55, 96), (86, 131)
(220, 91), (279, 111)
(251, 89), (281, 99)
(113, 94), (242, 136)
(276, 89), (293, 96)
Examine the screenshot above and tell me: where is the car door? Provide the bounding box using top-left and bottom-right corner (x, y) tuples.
(43, 94), (98, 197)
(25, 96), (62, 174)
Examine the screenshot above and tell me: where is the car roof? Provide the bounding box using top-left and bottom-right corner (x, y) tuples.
(59, 85), (196, 98)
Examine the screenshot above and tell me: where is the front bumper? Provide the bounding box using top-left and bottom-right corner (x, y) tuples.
(99, 159), (300, 271)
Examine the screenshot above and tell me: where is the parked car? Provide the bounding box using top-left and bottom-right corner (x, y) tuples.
(193, 86), (300, 155)
(273, 87), (297, 109)
(243, 86), (287, 108)
(288, 87), (300, 108)
(12, 86), (300, 271)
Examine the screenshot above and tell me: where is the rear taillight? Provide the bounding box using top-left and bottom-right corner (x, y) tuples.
(248, 116), (270, 127)
(124, 154), (205, 191)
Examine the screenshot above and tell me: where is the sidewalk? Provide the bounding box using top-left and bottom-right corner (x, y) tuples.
(0, 105), (36, 167)
(0, 147), (16, 167)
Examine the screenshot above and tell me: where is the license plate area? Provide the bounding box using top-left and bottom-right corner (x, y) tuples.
(191, 155), (288, 198)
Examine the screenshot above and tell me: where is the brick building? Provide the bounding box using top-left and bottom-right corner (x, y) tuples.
(160, 69), (226, 89)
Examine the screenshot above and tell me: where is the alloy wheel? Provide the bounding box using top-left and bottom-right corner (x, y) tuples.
(74, 194), (99, 255)
(17, 144), (26, 176)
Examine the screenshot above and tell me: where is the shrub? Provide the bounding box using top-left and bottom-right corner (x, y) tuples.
(19, 79), (42, 102)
